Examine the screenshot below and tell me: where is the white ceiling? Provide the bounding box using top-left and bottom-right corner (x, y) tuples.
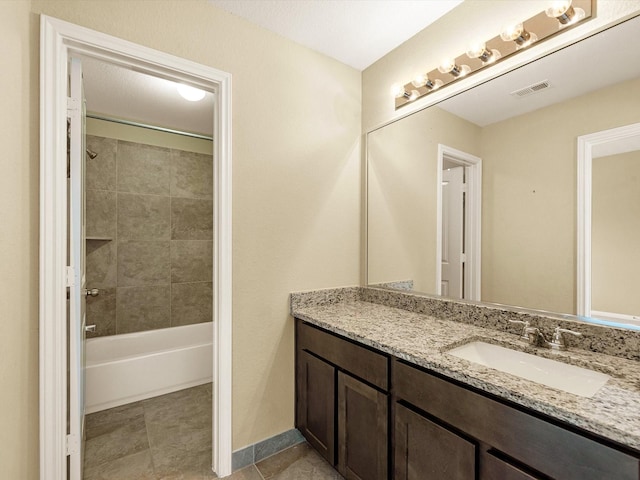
(81, 57), (214, 137)
(209, 0), (463, 71)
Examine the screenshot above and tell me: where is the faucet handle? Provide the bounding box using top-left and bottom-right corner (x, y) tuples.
(550, 327), (583, 350)
(555, 327), (583, 338)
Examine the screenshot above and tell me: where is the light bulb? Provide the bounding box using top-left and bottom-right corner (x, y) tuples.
(500, 23), (537, 48)
(546, 0), (585, 25)
(409, 90), (420, 101)
(545, 0), (572, 18)
(438, 59), (470, 77)
(466, 42), (501, 64)
(500, 23), (524, 41)
(177, 84), (206, 102)
(411, 74), (427, 88)
(391, 83), (407, 99)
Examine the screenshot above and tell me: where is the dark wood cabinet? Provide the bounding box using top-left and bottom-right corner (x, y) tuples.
(394, 360), (640, 480)
(295, 318), (640, 480)
(296, 319), (389, 479)
(395, 403), (475, 480)
(296, 350), (336, 464)
(338, 371), (387, 480)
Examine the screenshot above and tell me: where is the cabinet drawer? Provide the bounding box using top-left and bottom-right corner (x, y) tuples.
(297, 319), (388, 390)
(394, 360), (640, 480)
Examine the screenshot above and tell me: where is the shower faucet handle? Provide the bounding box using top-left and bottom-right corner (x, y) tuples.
(84, 288), (100, 297)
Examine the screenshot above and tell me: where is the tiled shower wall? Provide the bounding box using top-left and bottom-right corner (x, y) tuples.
(85, 135), (213, 337)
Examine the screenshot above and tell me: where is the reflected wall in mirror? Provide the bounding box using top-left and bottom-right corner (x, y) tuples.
(577, 122), (640, 327)
(367, 15), (640, 328)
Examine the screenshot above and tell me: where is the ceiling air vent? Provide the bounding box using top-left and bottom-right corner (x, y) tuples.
(510, 80), (551, 98)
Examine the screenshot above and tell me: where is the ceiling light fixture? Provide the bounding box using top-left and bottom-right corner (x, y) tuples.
(392, 0), (593, 109)
(177, 84), (206, 102)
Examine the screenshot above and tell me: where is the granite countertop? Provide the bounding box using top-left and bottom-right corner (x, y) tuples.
(292, 300), (640, 452)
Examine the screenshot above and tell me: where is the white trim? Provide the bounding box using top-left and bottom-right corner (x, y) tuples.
(39, 15), (233, 479)
(590, 310), (640, 327)
(436, 145), (482, 301)
(577, 122), (640, 320)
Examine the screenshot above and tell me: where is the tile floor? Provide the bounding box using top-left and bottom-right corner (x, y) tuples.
(83, 384), (342, 480)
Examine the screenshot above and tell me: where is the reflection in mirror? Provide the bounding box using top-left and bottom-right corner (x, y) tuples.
(593, 149), (640, 325)
(577, 122), (640, 328)
(367, 15), (640, 328)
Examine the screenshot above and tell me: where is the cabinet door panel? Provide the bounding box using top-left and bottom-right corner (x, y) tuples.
(296, 350), (335, 464)
(395, 403), (476, 480)
(481, 451), (544, 480)
(338, 372), (388, 480)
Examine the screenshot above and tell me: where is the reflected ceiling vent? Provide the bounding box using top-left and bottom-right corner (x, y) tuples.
(510, 80), (551, 98)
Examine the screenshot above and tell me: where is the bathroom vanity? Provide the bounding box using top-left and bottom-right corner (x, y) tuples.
(292, 287), (640, 480)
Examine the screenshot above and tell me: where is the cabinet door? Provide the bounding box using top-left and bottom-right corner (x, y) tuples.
(395, 403), (476, 480)
(296, 350), (336, 464)
(337, 372), (388, 480)
(481, 451), (543, 480)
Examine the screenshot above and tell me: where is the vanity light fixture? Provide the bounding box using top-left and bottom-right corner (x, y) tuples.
(177, 84), (206, 102)
(391, 83), (411, 99)
(500, 23), (538, 49)
(545, 0), (586, 26)
(392, 0), (594, 110)
(411, 74), (443, 91)
(466, 42), (502, 64)
(438, 59), (471, 78)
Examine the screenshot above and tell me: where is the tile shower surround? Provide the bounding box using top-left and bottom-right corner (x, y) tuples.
(85, 135), (213, 337)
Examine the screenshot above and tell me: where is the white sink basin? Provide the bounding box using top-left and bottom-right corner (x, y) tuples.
(447, 341), (610, 398)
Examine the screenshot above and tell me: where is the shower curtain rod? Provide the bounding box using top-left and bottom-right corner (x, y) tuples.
(87, 113), (213, 141)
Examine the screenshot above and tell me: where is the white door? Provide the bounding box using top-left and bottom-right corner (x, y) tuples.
(441, 166), (465, 298)
(68, 56), (87, 480)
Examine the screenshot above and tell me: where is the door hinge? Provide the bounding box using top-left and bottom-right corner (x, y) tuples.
(66, 434), (79, 456)
(67, 97), (79, 116)
(461, 253), (467, 263)
(66, 266), (75, 287)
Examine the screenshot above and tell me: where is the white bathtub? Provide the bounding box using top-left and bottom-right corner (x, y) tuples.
(85, 322), (213, 414)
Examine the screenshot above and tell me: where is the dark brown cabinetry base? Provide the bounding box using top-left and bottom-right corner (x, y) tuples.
(296, 319), (389, 479)
(295, 318), (640, 480)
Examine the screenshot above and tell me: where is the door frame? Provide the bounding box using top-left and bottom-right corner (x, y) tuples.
(577, 122), (640, 322)
(436, 144), (482, 301)
(39, 15), (233, 479)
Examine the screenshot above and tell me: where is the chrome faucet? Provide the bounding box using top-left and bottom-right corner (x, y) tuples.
(548, 327), (583, 350)
(508, 320), (583, 350)
(508, 320), (547, 346)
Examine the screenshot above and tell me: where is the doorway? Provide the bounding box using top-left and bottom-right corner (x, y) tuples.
(39, 15), (232, 479)
(436, 144), (482, 301)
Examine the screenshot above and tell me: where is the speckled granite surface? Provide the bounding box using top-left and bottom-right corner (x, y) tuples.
(361, 287), (640, 361)
(290, 288), (640, 452)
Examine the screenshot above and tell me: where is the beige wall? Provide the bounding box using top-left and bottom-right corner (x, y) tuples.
(2, 0), (361, 476)
(368, 107), (480, 292)
(592, 150), (640, 316)
(480, 77), (640, 313)
(0, 2), (39, 478)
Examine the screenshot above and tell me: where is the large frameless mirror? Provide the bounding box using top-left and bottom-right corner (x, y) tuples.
(367, 15), (640, 329)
